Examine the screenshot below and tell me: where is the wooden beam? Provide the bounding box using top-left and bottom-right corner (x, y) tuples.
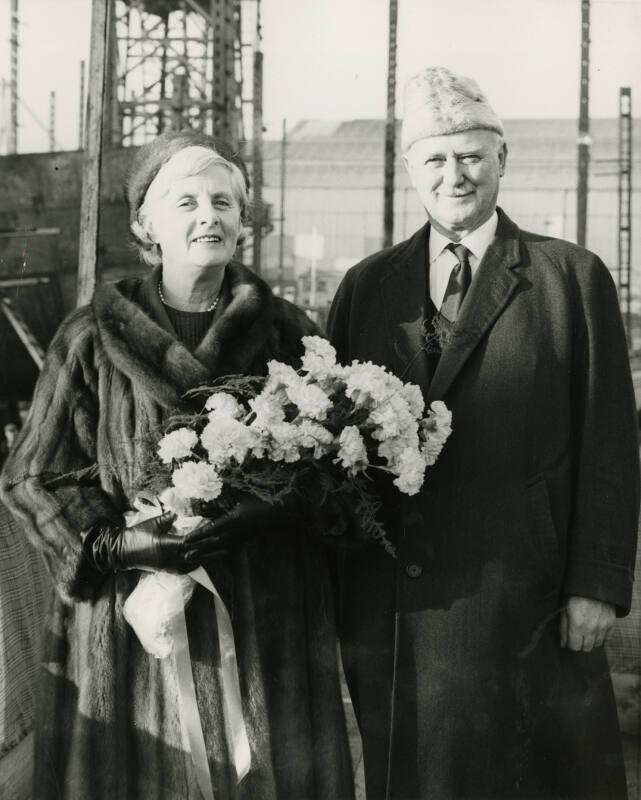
(77, 0), (111, 307)
(0, 296), (45, 370)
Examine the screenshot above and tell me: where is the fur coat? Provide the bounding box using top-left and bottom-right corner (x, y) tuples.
(1, 263), (354, 800)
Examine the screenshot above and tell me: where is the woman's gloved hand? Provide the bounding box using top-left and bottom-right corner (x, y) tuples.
(184, 497), (290, 562)
(83, 512), (203, 574)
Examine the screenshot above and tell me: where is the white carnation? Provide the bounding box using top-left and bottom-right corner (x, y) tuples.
(430, 400), (453, 423)
(343, 361), (392, 407)
(157, 428), (199, 464)
(377, 436), (408, 469)
(286, 381), (332, 421)
(267, 422), (303, 463)
(369, 395), (416, 441)
(300, 336), (337, 379)
(296, 419), (334, 458)
(336, 426), (368, 475)
(343, 361), (407, 410)
(205, 392), (244, 419)
(420, 401), (453, 465)
(402, 383), (425, 418)
(249, 392), (286, 429)
(201, 414), (258, 467)
(392, 447), (426, 496)
(171, 460), (223, 502)
(266, 360), (300, 391)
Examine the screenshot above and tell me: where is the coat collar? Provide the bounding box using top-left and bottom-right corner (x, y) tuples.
(93, 262), (275, 409)
(379, 208), (522, 400)
(426, 207), (522, 402)
(379, 222), (432, 389)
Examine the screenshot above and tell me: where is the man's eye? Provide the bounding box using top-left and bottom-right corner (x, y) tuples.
(178, 198), (195, 208)
(214, 199), (232, 209)
(461, 155), (480, 164)
(425, 158), (444, 166)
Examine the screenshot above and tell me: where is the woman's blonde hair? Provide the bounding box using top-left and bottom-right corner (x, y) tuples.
(125, 129), (251, 268)
(131, 145), (249, 267)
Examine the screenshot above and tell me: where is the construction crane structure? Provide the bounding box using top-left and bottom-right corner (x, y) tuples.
(105, 0), (251, 150)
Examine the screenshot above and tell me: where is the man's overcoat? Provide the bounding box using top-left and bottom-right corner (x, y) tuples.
(1, 263), (354, 800)
(327, 209), (640, 800)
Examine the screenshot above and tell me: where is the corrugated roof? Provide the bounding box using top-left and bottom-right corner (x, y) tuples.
(264, 117), (638, 169)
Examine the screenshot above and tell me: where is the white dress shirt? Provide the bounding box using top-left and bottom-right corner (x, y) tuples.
(428, 211), (499, 309)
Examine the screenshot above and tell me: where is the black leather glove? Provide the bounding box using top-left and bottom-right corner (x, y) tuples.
(83, 512), (199, 574)
(184, 497), (291, 562)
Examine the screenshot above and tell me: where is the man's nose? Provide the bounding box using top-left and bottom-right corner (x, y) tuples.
(442, 157), (464, 187)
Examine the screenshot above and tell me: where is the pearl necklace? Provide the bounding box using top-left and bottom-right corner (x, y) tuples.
(157, 282), (221, 313)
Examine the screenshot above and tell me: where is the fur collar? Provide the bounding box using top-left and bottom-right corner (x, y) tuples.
(93, 262), (275, 408)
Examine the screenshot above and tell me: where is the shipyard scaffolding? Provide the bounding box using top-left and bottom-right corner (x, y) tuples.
(75, 0), (265, 305)
(106, 0), (250, 148)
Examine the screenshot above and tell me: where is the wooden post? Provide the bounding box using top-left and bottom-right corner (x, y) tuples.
(252, 44), (264, 275)
(78, 60), (86, 150)
(383, 0), (398, 248)
(77, 0), (111, 307)
(618, 87), (632, 346)
(277, 118), (287, 290)
(49, 91), (55, 152)
(576, 0), (590, 248)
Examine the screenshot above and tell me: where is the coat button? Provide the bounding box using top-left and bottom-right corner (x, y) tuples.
(405, 563), (423, 578)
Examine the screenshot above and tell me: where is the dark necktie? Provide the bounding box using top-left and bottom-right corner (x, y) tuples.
(439, 243), (472, 323)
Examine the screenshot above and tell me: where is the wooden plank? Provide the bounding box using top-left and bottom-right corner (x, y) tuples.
(0, 297), (45, 370)
(76, 0), (111, 307)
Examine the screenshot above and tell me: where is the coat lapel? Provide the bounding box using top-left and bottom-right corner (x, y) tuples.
(380, 223), (431, 392)
(426, 210), (522, 403)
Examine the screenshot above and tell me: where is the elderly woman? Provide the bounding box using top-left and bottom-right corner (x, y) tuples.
(1, 129), (354, 800)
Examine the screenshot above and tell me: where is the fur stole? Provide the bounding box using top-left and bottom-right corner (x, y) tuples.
(93, 262), (317, 408)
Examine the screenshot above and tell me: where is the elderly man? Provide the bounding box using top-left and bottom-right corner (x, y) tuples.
(328, 67), (639, 800)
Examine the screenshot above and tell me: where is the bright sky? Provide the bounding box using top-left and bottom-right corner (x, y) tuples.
(1, 0), (640, 153)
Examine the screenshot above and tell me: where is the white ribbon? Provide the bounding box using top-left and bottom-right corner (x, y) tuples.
(125, 494), (252, 799)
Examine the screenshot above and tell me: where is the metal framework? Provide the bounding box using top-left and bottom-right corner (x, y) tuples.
(618, 87), (632, 342)
(110, 0), (246, 148)
(576, 0), (590, 248)
(9, 0), (18, 153)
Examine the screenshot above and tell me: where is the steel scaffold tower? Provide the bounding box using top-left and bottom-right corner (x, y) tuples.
(109, 0), (249, 149)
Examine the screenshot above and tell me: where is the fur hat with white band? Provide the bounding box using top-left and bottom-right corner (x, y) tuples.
(401, 67), (504, 153)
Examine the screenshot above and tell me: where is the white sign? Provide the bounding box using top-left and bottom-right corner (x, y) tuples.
(294, 231), (324, 260)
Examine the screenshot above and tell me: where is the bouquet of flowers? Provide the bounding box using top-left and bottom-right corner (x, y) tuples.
(147, 335), (452, 549)
(124, 335), (452, 659)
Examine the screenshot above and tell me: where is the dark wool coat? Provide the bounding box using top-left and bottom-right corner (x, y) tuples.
(327, 209), (640, 800)
(1, 263), (354, 800)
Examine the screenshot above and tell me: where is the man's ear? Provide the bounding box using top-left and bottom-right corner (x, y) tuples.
(402, 152), (415, 187)
(499, 141), (508, 177)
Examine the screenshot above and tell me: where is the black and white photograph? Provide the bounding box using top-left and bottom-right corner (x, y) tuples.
(0, 1), (640, 798)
